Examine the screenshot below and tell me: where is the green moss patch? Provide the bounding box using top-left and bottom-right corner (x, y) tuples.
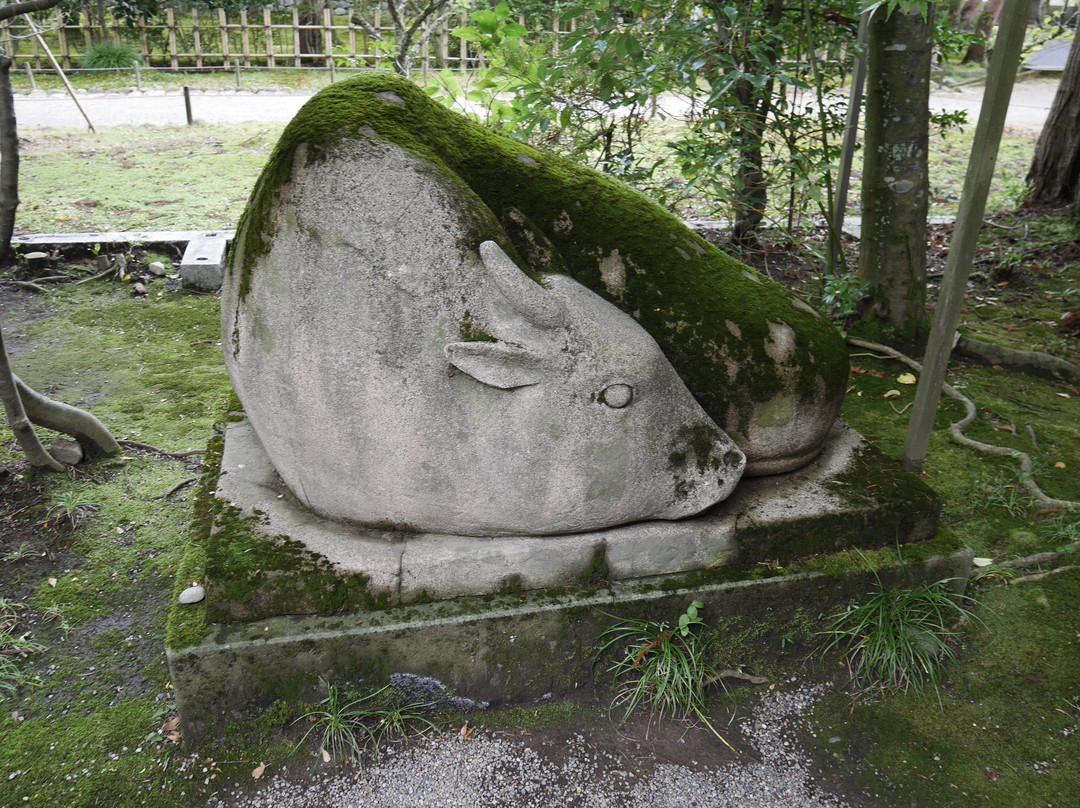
(809, 568), (1080, 807)
(734, 442), (941, 563)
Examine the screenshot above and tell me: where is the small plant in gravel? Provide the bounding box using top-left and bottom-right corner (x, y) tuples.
(822, 573), (981, 696)
(293, 679), (442, 767)
(595, 601), (732, 747)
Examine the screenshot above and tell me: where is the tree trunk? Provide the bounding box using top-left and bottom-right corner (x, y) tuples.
(857, 5), (934, 352)
(729, 0), (783, 246)
(1026, 33), (1080, 207)
(0, 53), (19, 265)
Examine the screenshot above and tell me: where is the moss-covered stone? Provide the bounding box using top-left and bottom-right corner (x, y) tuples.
(228, 71), (848, 473)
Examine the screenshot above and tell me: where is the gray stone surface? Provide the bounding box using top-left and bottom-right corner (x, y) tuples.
(214, 417), (926, 601)
(222, 135), (744, 537)
(180, 231), (229, 291)
(168, 547), (973, 747)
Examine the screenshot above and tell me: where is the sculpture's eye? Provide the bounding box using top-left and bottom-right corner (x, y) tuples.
(600, 383), (633, 409)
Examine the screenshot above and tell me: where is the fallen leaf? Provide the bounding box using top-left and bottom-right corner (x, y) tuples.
(165, 731), (181, 744)
(1055, 462), (1067, 469)
(321, 748), (331, 763)
(47, 577), (57, 588)
(1057, 393), (1071, 399)
(161, 716), (180, 733)
(897, 372), (917, 385)
(883, 390), (901, 399)
(251, 764), (266, 780)
(972, 557), (994, 567)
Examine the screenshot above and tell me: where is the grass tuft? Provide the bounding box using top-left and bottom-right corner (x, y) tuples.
(822, 573), (981, 696)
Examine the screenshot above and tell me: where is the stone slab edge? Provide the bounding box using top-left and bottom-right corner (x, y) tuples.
(167, 548), (974, 747)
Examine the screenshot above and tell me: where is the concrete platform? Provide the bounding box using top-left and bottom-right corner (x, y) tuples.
(166, 415), (957, 746)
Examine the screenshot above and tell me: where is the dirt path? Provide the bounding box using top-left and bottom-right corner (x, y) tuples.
(10, 75), (1060, 131)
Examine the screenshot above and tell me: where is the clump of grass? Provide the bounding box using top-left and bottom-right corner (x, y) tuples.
(45, 489), (99, 530)
(79, 43), (141, 70)
(292, 679), (442, 767)
(0, 599), (45, 699)
(822, 575), (981, 696)
(595, 600), (732, 746)
(963, 468), (1033, 517)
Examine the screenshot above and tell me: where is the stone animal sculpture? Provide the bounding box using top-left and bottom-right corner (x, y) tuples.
(223, 72), (849, 537)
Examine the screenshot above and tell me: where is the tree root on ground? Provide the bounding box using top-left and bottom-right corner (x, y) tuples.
(954, 335), (1080, 386)
(118, 439), (204, 461)
(846, 337), (1079, 512)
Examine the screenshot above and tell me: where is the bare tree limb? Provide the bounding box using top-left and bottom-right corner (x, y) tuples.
(0, 324), (64, 470)
(15, 374), (120, 456)
(0, 0), (61, 24)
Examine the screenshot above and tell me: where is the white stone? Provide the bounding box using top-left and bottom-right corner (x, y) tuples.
(179, 585), (205, 605)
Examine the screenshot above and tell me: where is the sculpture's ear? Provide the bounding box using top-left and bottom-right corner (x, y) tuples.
(444, 341), (545, 390)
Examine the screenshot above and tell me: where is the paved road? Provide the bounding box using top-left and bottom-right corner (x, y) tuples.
(13, 87), (312, 129)
(11, 75), (1061, 131)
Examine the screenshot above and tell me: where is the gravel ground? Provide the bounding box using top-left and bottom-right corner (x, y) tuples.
(207, 681), (852, 808)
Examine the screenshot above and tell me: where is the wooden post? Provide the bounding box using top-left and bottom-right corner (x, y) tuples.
(829, 10), (870, 275)
(192, 7), (203, 70)
(459, 13), (467, 72)
(82, 7), (92, 53)
(293, 7), (301, 68)
(219, 8), (231, 69)
(183, 85), (193, 125)
(138, 14), (149, 66)
(323, 6), (333, 69)
(133, 60), (141, 91)
(57, 16), (69, 70)
(24, 63), (34, 92)
(167, 8), (178, 71)
(901, 0), (1031, 471)
(264, 8), (275, 69)
(240, 9), (251, 68)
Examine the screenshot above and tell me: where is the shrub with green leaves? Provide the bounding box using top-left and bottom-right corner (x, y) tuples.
(80, 43), (141, 70)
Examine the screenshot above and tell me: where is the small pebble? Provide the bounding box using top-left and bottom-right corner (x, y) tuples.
(179, 585), (205, 605)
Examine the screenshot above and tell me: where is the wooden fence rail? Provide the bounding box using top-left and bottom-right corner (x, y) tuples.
(0, 7), (576, 75)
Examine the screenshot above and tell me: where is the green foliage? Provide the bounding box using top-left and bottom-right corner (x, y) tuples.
(442, 0), (864, 239)
(595, 600), (730, 743)
(822, 574), (981, 695)
(79, 42), (141, 70)
(963, 468), (1033, 518)
(293, 679), (442, 767)
(821, 271), (869, 321)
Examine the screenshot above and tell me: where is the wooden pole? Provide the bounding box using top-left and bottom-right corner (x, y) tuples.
(901, 0), (1031, 471)
(25, 16), (95, 133)
(183, 85), (193, 125)
(829, 10), (870, 275)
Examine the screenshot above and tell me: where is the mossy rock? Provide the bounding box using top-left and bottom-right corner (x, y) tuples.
(227, 71), (847, 476)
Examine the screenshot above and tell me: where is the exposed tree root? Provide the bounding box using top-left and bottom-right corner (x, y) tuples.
(118, 439), (204, 461)
(954, 335), (1080, 386)
(847, 337), (1079, 512)
(15, 374), (120, 457)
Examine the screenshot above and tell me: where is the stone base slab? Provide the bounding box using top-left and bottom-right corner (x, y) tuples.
(168, 547), (973, 747)
(213, 418), (940, 603)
